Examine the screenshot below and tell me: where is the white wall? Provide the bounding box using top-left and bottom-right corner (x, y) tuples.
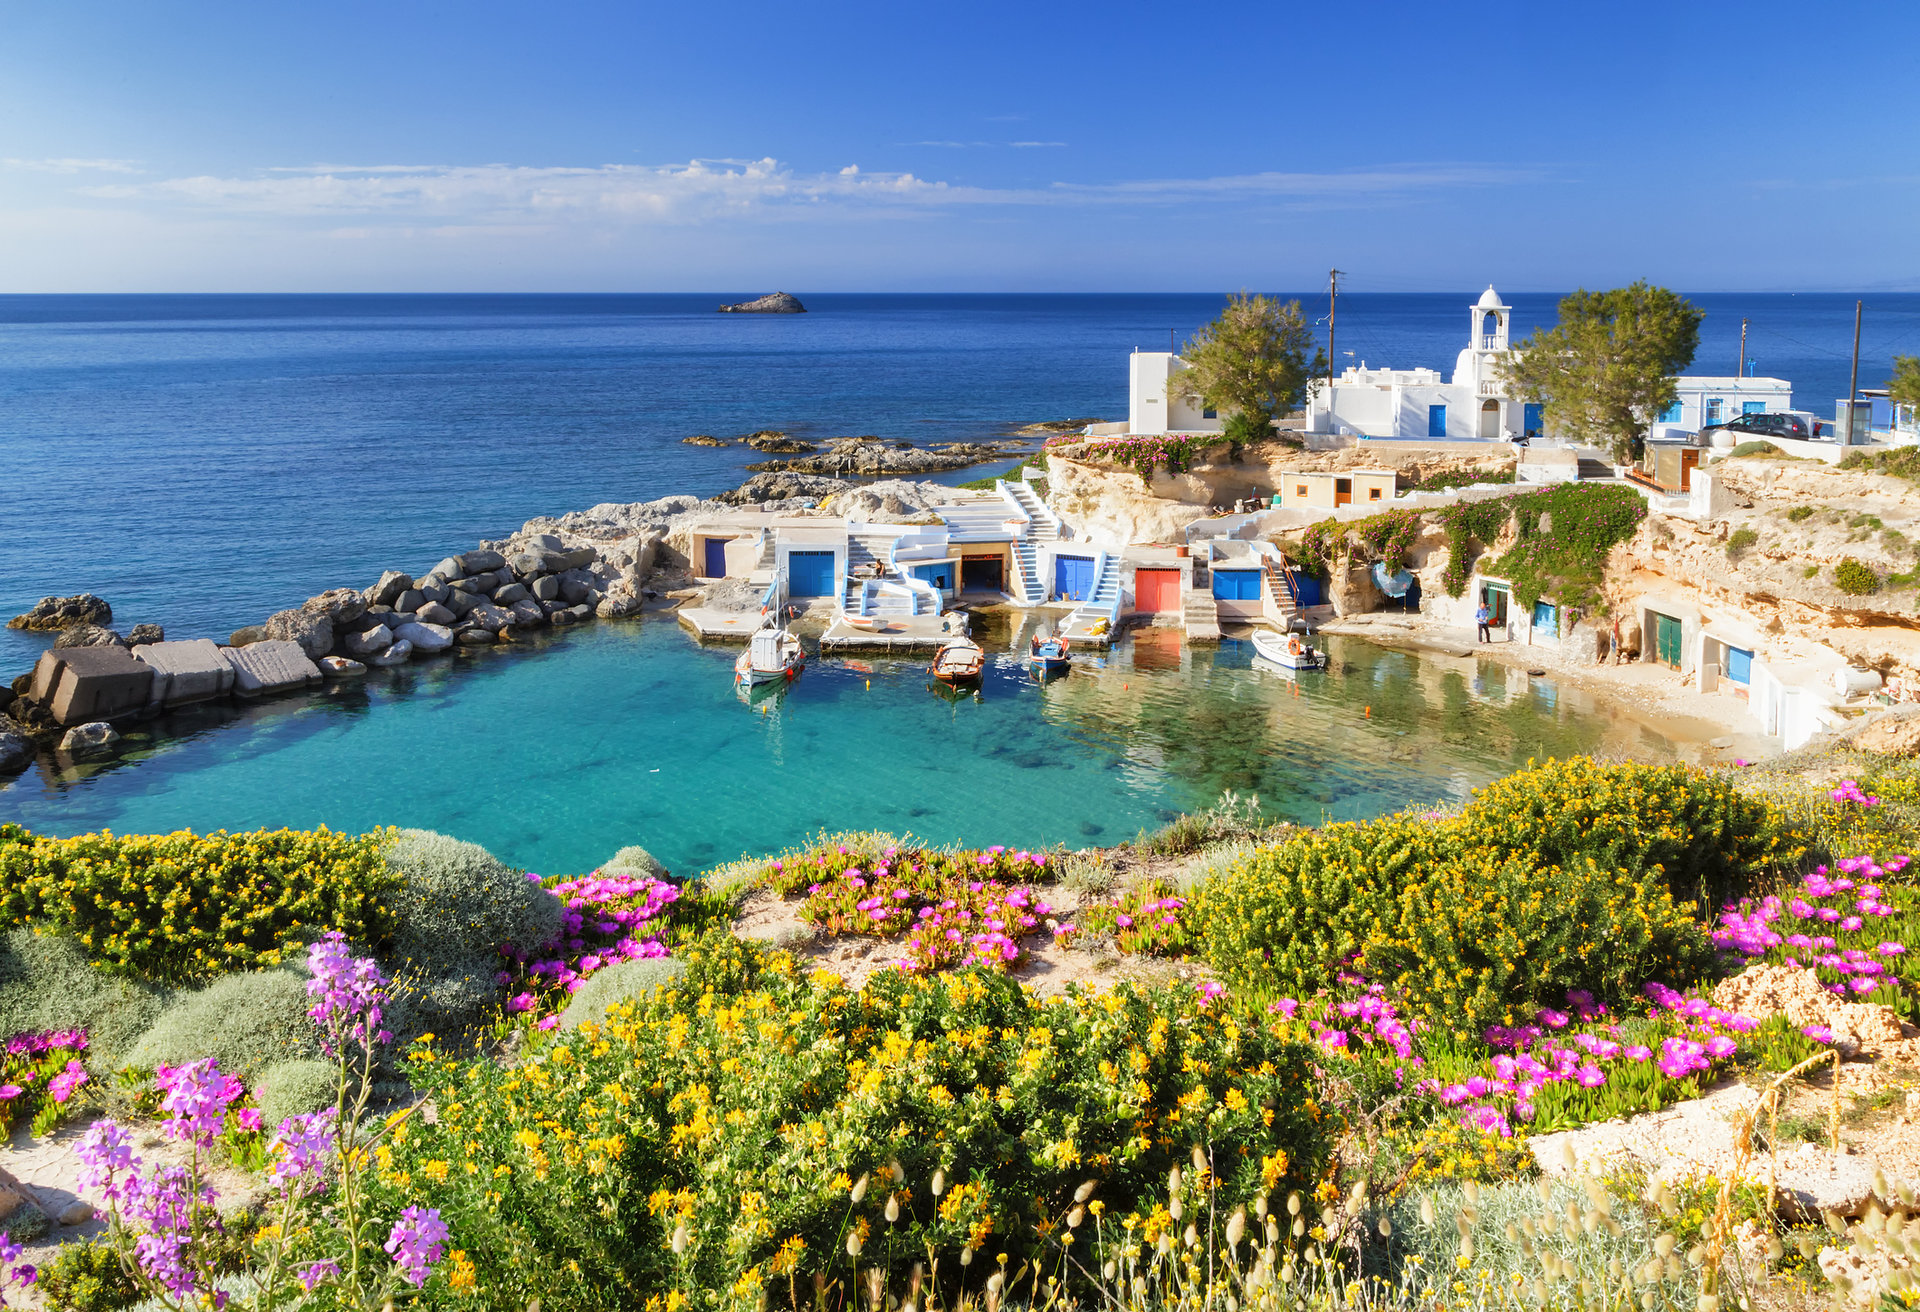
(1663, 377), (1792, 429)
(1128, 352), (1224, 436)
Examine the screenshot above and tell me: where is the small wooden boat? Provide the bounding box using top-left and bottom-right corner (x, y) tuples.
(735, 626), (806, 686)
(1250, 629), (1322, 671)
(929, 637), (986, 686)
(1028, 633), (1071, 673)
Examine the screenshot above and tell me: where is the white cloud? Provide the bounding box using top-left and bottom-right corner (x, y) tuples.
(3, 157), (141, 174)
(1009, 141), (1067, 149)
(68, 156), (1526, 226)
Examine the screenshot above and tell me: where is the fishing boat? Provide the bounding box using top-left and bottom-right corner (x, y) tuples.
(1027, 631), (1071, 674)
(928, 637), (986, 687)
(1250, 629), (1323, 671)
(734, 624), (806, 686)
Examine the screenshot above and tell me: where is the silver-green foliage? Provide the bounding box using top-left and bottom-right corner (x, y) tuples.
(383, 829), (564, 978)
(255, 1058), (339, 1127)
(0, 927), (169, 1070)
(559, 958), (686, 1030)
(124, 966), (321, 1081)
(603, 845), (670, 880)
(381, 830), (564, 1046)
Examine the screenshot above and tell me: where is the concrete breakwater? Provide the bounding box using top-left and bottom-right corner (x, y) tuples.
(0, 518), (675, 774)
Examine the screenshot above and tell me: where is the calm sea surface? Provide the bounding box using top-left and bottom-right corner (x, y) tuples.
(2, 292), (1913, 865)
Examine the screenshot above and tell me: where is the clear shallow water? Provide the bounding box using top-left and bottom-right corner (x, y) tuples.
(0, 618), (1679, 874)
(4, 291), (1915, 675)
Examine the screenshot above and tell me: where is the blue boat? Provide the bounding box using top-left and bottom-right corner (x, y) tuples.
(1027, 632), (1072, 674)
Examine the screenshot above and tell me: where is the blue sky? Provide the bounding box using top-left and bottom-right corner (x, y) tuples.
(2, 0), (1915, 292)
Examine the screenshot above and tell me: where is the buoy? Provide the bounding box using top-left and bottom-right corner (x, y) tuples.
(1364, 706), (1371, 717)
(866, 679), (871, 690)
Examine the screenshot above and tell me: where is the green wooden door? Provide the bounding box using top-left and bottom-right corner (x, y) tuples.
(1654, 612), (1683, 668)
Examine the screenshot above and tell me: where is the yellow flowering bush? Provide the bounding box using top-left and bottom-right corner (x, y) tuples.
(0, 823), (396, 984)
(1358, 850), (1710, 1040)
(1462, 757), (1802, 912)
(378, 933), (1331, 1312)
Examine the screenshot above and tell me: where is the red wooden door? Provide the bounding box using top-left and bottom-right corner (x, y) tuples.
(1135, 568), (1182, 613)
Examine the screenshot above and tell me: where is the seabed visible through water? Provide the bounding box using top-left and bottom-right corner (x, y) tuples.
(0, 615), (1683, 875)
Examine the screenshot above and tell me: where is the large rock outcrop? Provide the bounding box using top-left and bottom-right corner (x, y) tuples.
(718, 292), (806, 314)
(8, 593), (112, 631)
(746, 437), (1009, 477)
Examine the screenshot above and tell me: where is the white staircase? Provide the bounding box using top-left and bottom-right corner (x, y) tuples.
(1262, 552), (1301, 628)
(1060, 553), (1123, 641)
(1000, 481), (1061, 606)
(842, 530), (937, 617)
(936, 495), (1013, 540)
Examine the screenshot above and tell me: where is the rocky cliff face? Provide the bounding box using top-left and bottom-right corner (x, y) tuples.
(1045, 440), (1514, 545)
(1612, 456), (1920, 681)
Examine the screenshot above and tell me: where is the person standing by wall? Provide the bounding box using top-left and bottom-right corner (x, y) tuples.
(1475, 600), (1493, 643)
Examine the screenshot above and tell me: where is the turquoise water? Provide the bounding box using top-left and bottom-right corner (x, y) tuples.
(0, 618), (1679, 875)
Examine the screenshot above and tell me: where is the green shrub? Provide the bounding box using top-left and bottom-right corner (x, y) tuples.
(254, 1058), (340, 1126)
(123, 966), (321, 1083)
(381, 830), (565, 1046)
(1473, 483), (1647, 611)
(383, 939), (1332, 1311)
(384, 830), (563, 976)
(558, 957), (686, 1029)
(1804, 564), (1821, 578)
(1462, 757), (1801, 912)
(0, 928), (169, 1070)
(1729, 440), (1777, 457)
(0, 824), (394, 985)
(1785, 505), (1818, 522)
(1835, 557), (1881, 596)
(37, 1240), (139, 1312)
(1357, 850), (1711, 1041)
(1726, 526), (1758, 558)
(1191, 812), (1459, 1000)
(602, 844), (670, 880)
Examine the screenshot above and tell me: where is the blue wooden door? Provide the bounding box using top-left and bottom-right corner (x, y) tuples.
(1532, 600), (1556, 636)
(788, 551), (836, 597)
(703, 538), (728, 577)
(1211, 570), (1261, 601)
(1054, 555), (1094, 601)
(912, 563), (954, 590)
(1523, 404), (1544, 438)
(1726, 647), (1753, 683)
(1427, 405), (1447, 437)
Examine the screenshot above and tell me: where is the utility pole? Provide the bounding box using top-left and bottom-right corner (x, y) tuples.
(1738, 318), (1748, 379)
(1847, 299), (1863, 445)
(1169, 328), (1176, 354)
(1327, 268), (1342, 390)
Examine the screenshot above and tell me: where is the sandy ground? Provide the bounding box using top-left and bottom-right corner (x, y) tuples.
(2, 1116), (264, 1308)
(1317, 612), (1782, 763)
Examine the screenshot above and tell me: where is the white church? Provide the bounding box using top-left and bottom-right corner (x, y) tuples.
(1127, 287), (1791, 443)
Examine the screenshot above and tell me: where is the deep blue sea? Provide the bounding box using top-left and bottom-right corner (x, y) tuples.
(2, 292), (1914, 865)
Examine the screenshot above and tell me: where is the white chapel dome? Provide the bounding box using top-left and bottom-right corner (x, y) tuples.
(1476, 285), (1504, 310)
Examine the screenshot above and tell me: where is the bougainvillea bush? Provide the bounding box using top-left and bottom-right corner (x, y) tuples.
(378, 934), (1332, 1312)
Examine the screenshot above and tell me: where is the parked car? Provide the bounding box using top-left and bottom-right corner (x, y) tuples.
(1702, 412), (1820, 443)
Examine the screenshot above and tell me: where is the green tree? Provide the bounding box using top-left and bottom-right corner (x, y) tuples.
(1891, 355), (1920, 411)
(1171, 292), (1323, 452)
(1500, 283), (1704, 463)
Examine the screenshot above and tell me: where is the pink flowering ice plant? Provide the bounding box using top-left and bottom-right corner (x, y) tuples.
(0, 1027), (93, 1138)
(1714, 856), (1913, 1002)
(76, 933), (448, 1310)
(500, 869), (679, 1013)
(1424, 983), (1758, 1137)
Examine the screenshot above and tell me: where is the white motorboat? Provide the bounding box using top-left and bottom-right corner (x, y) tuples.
(1251, 629), (1323, 671)
(929, 637), (986, 686)
(735, 626), (806, 686)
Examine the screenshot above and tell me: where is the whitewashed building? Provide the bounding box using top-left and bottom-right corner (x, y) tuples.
(1292, 287), (1793, 443)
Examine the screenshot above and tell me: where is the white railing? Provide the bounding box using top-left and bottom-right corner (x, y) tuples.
(1063, 550), (1123, 636)
(1480, 335), (1502, 350)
